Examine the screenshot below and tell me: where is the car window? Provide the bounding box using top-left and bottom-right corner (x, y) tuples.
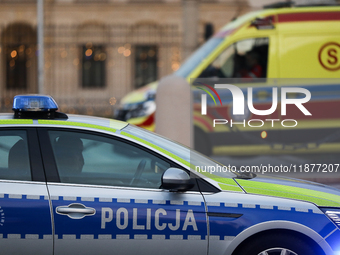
(124, 125), (238, 178)
(48, 130), (171, 189)
(198, 37), (269, 79)
(0, 130), (31, 181)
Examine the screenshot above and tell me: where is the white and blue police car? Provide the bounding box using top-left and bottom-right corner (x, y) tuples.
(0, 94), (339, 255)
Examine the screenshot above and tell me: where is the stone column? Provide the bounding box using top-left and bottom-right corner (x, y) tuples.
(182, 0), (199, 60)
(155, 75), (193, 148)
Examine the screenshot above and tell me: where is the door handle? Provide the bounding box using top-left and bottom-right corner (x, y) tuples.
(56, 203), (96, 219)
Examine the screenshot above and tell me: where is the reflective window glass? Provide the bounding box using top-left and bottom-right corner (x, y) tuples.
(198, 37), (269, 79)
(48, 130), (171, 188)
(0, 130), (31, 181)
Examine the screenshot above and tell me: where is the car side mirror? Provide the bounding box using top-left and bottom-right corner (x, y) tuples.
(161, 168), (194, 191)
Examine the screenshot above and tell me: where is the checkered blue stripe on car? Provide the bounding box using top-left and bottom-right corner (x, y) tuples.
(0, 193), (332, 241)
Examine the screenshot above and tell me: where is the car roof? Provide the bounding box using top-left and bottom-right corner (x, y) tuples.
(218, 6), (340, 34)
(0, 113), (129, 131)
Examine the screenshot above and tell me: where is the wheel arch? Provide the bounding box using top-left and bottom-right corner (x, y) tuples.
(225, 220), (332, 255)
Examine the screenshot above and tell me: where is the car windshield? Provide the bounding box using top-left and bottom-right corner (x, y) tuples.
(175, 37), (225, 78)
(123, 125), (237, 178)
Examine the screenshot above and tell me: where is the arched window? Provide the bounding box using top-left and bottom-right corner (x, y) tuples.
(1, 23), (36, 90)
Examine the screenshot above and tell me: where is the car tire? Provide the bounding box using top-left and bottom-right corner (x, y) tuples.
(194, 127), (212, 156)
(233, 232), (319, 255)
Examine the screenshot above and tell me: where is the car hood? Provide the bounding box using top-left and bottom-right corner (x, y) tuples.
(234, 175), (340, 207)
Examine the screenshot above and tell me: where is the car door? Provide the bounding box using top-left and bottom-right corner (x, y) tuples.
(38, 128), (207, 255)
(0, 128), (52, 255)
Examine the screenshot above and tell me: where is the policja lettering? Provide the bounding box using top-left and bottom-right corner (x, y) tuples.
(101, 207), (198, 231)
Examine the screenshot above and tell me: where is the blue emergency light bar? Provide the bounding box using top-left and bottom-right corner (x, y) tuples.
(13, 95), (58, 112)
(12, 95), (67, 119)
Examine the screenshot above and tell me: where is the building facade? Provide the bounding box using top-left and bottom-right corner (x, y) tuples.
(0, 0), (250, 116)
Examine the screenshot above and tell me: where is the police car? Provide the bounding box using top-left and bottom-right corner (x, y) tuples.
(0, 95), (339, 255)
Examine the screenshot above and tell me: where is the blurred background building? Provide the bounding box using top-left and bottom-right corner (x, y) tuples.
(0, 0), (337, 115)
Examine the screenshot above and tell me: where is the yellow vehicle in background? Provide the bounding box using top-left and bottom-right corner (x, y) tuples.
(114, 3), (340, 156)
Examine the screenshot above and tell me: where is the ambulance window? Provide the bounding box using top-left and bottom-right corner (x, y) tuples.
(48, 130), (171, 189)
(0, 130), (31, 181)
(175, 37), (224, 78)
(198, 37), (269, 79)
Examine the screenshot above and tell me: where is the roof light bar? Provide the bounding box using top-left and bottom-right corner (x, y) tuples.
(12, 95), (67, 119)
(13, 95), (58, 112)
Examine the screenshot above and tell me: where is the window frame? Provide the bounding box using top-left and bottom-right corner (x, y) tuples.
(37, 127), (203, 192)
(0, 127), (45, 182)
